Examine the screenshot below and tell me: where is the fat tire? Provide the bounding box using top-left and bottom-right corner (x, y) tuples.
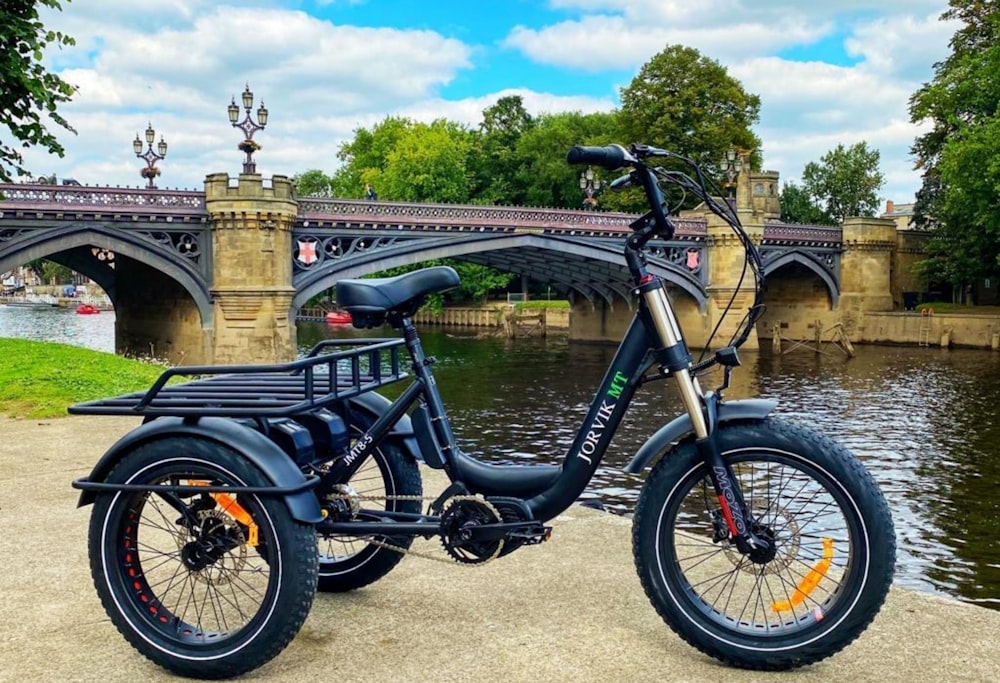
(316, 422), (422, 593)
(88, 437), (318, 679)
(632, 417), (895, 670)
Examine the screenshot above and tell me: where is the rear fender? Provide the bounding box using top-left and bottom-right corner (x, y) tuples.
(624, 399), (777, 474)
(77, 417), (323, 524)
(345, 392), (421, 463)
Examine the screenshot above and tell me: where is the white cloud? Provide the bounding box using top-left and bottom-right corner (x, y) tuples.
(501, 0), (954, 203)
(16, 0), (957, 206)
(21, 5), (476, 187)
(504, 15), (826, 70)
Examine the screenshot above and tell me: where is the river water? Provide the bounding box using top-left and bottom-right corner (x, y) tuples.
(2, 305), (998, 610)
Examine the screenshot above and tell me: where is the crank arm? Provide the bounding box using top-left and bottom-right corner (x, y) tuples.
(465, 521), (551, 543)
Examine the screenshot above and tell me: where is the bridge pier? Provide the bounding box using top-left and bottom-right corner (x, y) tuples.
(838, 217), (897, 336)
(205, 173), (298, 364)
(115, 260), (209, 364)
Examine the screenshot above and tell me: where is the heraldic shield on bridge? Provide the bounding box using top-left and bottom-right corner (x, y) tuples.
(0, 168), (924, 365)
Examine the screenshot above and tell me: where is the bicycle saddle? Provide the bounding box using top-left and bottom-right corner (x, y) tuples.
(337, 266), (460, 327)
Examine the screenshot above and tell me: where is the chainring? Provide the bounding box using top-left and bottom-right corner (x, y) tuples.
(439, 496), (505, 564)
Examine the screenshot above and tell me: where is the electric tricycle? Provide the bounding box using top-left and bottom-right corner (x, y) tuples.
(71, 144), (895, 679)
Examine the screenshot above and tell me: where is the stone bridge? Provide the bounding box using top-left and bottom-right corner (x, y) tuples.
(0, 171), (922, 364)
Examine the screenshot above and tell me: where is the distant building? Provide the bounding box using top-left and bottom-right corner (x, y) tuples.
(881, 200), (916, 230)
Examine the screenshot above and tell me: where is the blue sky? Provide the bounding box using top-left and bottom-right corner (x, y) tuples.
(25, 0), (955, 206)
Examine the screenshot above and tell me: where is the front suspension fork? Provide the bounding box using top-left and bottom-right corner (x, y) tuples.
(642, 279), (765, 556)
(694, 394), (767, 555)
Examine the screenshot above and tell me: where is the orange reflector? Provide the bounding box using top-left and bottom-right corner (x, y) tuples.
(771, 537), (834, 613)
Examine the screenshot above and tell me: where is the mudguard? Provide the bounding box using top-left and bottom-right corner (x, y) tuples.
(623, 398), (777, 474)
(77, 416), (324, 523)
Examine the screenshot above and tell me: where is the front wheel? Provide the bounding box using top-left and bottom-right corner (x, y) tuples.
(633, 418), (895, 670)
(88, 437), (318, 679)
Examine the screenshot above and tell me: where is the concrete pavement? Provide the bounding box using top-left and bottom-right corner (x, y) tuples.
(1, 415), (998, 683)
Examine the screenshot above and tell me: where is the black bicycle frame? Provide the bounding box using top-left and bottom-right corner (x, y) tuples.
(326, 278), (690, 523)
(327, 152), (763, 548)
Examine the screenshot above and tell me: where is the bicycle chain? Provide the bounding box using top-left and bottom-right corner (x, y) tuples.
(326, 492), (504, 566)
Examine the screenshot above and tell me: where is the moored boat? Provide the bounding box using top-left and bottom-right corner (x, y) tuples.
(325, 310), (352, 325)
(76, 304), (101, 315)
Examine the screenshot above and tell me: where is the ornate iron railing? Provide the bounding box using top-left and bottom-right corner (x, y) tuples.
(762, 221), (842, 245)
(0, 183), (206, 216)
(298, 198), (708, 237)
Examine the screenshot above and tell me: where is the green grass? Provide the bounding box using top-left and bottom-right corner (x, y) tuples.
(513, 300), (570, 311)
(919, 302), (1000, 315)
(0, 338), (168, 418)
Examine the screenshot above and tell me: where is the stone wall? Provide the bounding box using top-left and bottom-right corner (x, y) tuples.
(860, 312), (1000, 349)
(114, 259), (209, 364)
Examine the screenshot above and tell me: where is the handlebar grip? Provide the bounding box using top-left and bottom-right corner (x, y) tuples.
(566, 145), (628, 170)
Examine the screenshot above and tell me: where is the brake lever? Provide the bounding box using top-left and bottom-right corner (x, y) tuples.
(609, 173), (633, 191)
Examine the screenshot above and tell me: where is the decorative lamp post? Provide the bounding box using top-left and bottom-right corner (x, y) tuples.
(133, 123), (167, 189)
(579, 166), (602, 210)
(720, 147), (741, 209)
(228, 83), (268, 174)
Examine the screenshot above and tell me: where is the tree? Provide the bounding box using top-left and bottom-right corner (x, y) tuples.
(800, 142), (884, 223)
(0, 0), (77, 183)
(331, 116), (411, 198)
(779, 182), (836, 225)
(292, 169), (335, 197)
(618, 45), (761, 176)
(514, 110), (619, 210)
(380, 119), (473, 203)
(909, 0), (1000, 297)
(468, 95), (535, 205)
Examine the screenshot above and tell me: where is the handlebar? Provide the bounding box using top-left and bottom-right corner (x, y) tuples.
(565, 142), (767, 362)
(566, 144), (633, 170)
(567, 144), (673, 243)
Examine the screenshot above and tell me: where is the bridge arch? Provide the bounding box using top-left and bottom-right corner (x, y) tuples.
(291, 232), (707, 312)
(762, 249), (839, 307)
(0, 222), (214, 324)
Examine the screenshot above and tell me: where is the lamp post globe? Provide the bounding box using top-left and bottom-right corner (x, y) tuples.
(229, 83), (269, 174)
(133, 122), (167, 189)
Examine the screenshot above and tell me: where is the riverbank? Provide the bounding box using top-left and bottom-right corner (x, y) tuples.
(2, 414), (999, 682)
(416, 303), (1000, 350)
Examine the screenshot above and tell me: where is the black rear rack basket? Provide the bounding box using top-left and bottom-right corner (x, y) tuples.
(69, 338), (408, 418)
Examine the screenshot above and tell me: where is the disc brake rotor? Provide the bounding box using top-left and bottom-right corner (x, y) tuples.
(723, 505), (801, 575)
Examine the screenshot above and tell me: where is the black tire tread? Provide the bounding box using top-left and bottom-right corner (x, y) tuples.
(632, 417), (895, 671)
(88, 437), (319, 679)
(316, 437), (422, 593)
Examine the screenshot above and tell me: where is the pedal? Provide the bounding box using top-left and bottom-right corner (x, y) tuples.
(505, 522), (553, 546)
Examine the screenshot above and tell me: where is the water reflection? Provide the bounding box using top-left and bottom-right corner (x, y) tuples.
(0, 305), (116, 352)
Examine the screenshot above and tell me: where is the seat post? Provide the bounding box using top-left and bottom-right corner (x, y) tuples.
(400, 316), (461, 458)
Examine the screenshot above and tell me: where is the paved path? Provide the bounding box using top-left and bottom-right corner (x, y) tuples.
(1, 415), (997, 682)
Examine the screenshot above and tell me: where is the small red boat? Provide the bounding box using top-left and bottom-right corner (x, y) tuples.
(76, 304), (101, 315)
(325, 310), (352, 325)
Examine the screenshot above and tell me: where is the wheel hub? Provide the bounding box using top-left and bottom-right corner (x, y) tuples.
(179, 510), (246, 578)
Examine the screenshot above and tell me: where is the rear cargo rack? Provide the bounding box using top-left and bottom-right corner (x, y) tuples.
(69, 338), (408, 418)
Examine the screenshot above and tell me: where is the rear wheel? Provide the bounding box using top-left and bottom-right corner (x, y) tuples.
(316, 424), (422, 593)
(633, 418), (895, 670)
(88, 437), (318, 679)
